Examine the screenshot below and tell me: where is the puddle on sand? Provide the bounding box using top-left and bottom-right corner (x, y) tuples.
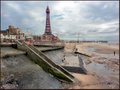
(87, 62), (113, 75)
(84, 47), (95, 53)
(79, 54), (119, 79)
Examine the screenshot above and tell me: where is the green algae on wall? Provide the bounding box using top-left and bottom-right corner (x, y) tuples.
(16, 41), (74, 82)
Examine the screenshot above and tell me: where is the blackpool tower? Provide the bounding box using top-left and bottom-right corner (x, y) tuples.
(41, 6), (59, 42)
(44, 6), (52, 35)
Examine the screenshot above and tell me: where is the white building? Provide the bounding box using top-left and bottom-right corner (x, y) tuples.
(0, 26), (25, 43)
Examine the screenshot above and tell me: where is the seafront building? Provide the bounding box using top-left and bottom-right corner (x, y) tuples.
(0, 25), (25, 43)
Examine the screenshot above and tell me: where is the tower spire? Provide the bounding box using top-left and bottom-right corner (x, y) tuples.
(44, 6), (51, 35)
(40, 5), (59, 42)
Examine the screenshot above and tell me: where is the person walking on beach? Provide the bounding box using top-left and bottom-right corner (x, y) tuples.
(114, 51), (115, 56)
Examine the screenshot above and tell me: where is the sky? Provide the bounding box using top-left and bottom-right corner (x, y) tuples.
(1, 1), (119, 42)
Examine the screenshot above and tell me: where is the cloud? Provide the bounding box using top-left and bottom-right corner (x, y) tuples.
(1, 1), (119, 42)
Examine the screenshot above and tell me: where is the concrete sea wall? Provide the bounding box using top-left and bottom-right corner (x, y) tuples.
(29, 45), (74, 79)
(16, 41), (74, 82)
(41, 47), (64, 52)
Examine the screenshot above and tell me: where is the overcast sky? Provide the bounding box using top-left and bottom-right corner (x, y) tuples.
(1, 1), (119, 42)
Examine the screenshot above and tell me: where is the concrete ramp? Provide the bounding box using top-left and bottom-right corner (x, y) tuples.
(29, 45), (74, 79)
(16, 41), (74, 82)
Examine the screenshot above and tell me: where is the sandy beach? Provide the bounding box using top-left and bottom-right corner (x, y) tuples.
(63, 42), (119, 89)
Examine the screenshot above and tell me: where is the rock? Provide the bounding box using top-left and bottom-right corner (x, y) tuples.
(2, 84), (18, 89)
(107, 82), (112, 85)
(1, 74), (19, 89)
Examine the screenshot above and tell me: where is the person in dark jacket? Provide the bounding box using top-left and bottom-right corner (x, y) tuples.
(114, 51), (115, 56)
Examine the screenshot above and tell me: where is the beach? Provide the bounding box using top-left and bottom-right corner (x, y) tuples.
(63, 42), (119, 89)
(1, 42), (119, 89)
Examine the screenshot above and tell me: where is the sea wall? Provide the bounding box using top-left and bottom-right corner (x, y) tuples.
(16, 41), (74, 82)
(29, 45), (74, 79)
(41, 47), (64, 52)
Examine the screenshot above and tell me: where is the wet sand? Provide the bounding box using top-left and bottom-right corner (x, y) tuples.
(63, 42), (119, 89)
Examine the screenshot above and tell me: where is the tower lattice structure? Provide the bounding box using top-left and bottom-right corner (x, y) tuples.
(44, 6), (52, 35)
